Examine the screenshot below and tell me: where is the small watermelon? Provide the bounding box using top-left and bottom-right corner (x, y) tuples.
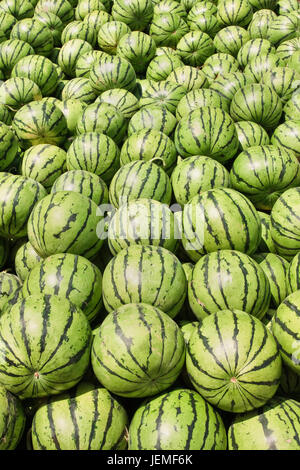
(0, 384), (25, 450)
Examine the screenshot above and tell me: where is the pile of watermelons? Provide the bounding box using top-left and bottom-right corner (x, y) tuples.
(0, 0), (299, 452)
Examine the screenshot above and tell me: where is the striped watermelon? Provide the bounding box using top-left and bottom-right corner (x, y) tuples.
(217, 0), (253, 27)
(34, 0), (74, 24)
(214, 25), (250, 56)
(228, 397), (300, 449)
(0, 173), (47, 239)
(34, 11), (64, 47)
(0, 271), (22, 314)
(120, 128), (177, 174)
(267, 12), (299, 47)
(186, 309), (282, 413)
(243, 54), (284, 82)
(0, 0), (34, 20)
(234, 121), (270, 150)
(176, 31), (215, 66)
(260, 67), (299, 104)
(66, 132), (120, 183)
(287, 252), (300, 294)
(176, 88), (229, 120)
(75, 50), (107, 78)
(0, 293), (92, 399)
(153, 0), (187, 20)
(0, 39), (34, 78)
(201, 57), (239, 85)
(248, 0), (277, 9)
(276, 38), (300, 63)
(188, 12), (221, 37)
(27, 190), (103, 259)
(82, 10), (112, 35)
(108, 198), (179, 255)
(149, 12), (189, 48)
(57, 99), (87, 135)
(111, 0), (153, 31)
(257, 211), (277, 254)
(96, 89), (139, 120)
(188, 250), (270, 321)
(287, 50), (300, 73)
(91, 303), (186, 397)
(230, 145), (300, 210)
(109, 160), (172, 208)
(21, 144), (67, 191)
(209, 71), (254, 104)
(252, 253), (289, 307)
(0, 103), (13, 125)
(128, 388), (227, 450)
(171, 155), (230, 207)
(10, 18), (54, 56)
(57, 39), (93, 78)
(61, 20), (97, 47)
(60, 77), (97, 104)
(174, 106), (239, 162)
(31, 382), (128, 450)
(97, 20), (130, 55)
(248, 9), (277, 39)
(237, 38), (275, 68)
(167, 65), (209, 92)
(0, 77), (42, 111)
(273, 290), (300, 375)
(271, 120), (300, 158)
(116, 31), (156, 74)
(230, 84), (283, 129)
(76, 101), (127, 145)
(180, 320), (199, 345)
(0, 384), (25, 450)
(0, 122), (18, 171)
(127, 106), (177, 138)
(270, 187), (300, 260)
(139, 80), (186, 115)
(186, 1), (217, 21)
(11, 55), (59, 96)
(146, 53), (183, 82)
(14, 240), (42, 281)
(0, 11), (17, 38)
(284, 92), (300, 120)
(102, 245), (187, 319)
(278, 0), (298, 14)
(89, 51), (137, 94)
(51, 170), (108, 206)
(75, 0), (107, 21)
(22, 253), (103, 324)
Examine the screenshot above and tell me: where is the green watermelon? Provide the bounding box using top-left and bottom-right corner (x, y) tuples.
(61, 20), (96, 47)
(201, 57), (239, 85)
(97, 20), (131, 55)
(82, 10), (112, 34)
(75, 50), (107, 78)
(21, 144), (67, 191)
(96, 88), (139, 119)
(60, 77), (97, 104)
(243, 53), (284, 83)
(0, 293), (91, 399)
(139, 80), (186, 115)
(10, 17), (54, 56)
(209, 71), (254, 103)
(167, 65), (209, 92)
(111, 0), (153, 31)
(237, 38), (275, 68)
(102, 245), (187, 319)
(91, 303), (185, 397)
(252, 253), (289, 307)
(188, 11), (221, 37)
(234, 121), (270, 150)
(146, 53), (183, 82)
(34, 0), (74, 24)
(34, 11), (64, 47)
(22, 253), (103, 324)
(57, 99), (87, 135)
(260, 66), (299, 103)
(0, 11), (17, 38)
(284, 92), (300, 120)
(186, 309), (282, 413)
(247, 9), (276, 39)
(214, 25), (250, 56)
(57, 38), (93, 77)
(228, 397), (300, 449)
(0, 271), (22, 314)
(31, 382), (128, 450)
(66, 132), (120, 183)
(128, 388), (227, 450)
(27, 190), (103, 259)
(14, 240), (42, 281)
(176, 88), (229, 120)
(89, 54), (137, 94)
(11, 54), (59, 96)
(127, 105), (177, 138)
(149, 12), (189, 48)
(271, 120), (300, 158)
(0, 384), (25, 450)
(75, 0), (107, 21)
(0, 0), (34, 21)
(0, 122), (19, 171)
(0, 236), (8, 269)
(188, 249), (271, 320)
(0, 77), (42, 112)
(287, 252), (300, 294)
(0, 39), (34, 78)
(109, 160), (172, 208)
(217, 0), (253, 27)
(176, 30), (215, 66)
(257, 211), (277, 254)
(153, 0), (187, 19)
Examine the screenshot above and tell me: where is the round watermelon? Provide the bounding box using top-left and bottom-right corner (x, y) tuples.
(0, 384), (25, 450)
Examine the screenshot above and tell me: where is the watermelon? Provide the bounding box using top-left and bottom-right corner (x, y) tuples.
(228, 397), (300, 450)
(109, 160), (172, 208)
(243, 54), (284, 83)
(167, 65), (209, 92)
(102, 245), (187, 319)
(0, 77), (42, 112)
(278, 362), (300, 401)
(260, 66), (299, 103)
(0, 384), (25, 450)
(214, 26), (250, 56)
(230, 145), (300, 210)
(51, 170), (108, 206)
(34, 0), (74, 24)
(230, 84), (283, 130)
(149, 12), (189, 48)
(0, 173), (47, 239)
(276, 38), (300, 63)
(0, 0), (34, 20)
(271, 120), (300, 158)
(267, 13), (299, 47)
(217, 0), (253, 27)
(0, 103), (13, 125)
(128, 105), (177, 138)
(128, 388), (227, 450)
(234, 121), (270, 151)
(284, 92), (300, 120)
(66, 132), (120, 183)
(287, 252), (300, 294)
(75, 50), (107, 78)
(237, 38), (275, 68)
(186, 309), (282, 413)
(34, 11), (64, 47)
(0, 39), (34, 78)
(182, 188), (262, 261)
(27, 190), (103, 259)
(209, 71), (254, 103)
(252, 253), (289, 307)
(0, 294), (91, 399)
(21, 144), (67, 191)
(0, 271), (22, 314)
(270, 187), (300, 260)
(31, 382), (128, 450)
(120, 128), (177, 175)
(174, 106), (239, 162)
(91, 303), (185, 397)
(201, 57), (239, 85)
(176, 31), (215, 66)
(22, 253), (103, 324)
(247, 9), (277, 39)
(176, 88), (229, 120)
(273, 290), (300, 375)
(61, 20), (97, 47)
(10, 17), (54, 56)
(75, 0), (107, 21)
(11, 55), (59, 96)
(96, 88), (139, 119)
(139, 80), (186, 115)
(97, 20), (131, 55)
(0, 122), (18, 171)
(57, 99), (86, 135)
(188, 12), (221, 37)
(111, 0), (153, 31)
(12, 100), (69, 149)
(0, 11), (17, 38)
(171, 155), (230, 207)
(14, 240), (42, 281)
(108, 198), (179, 255)
(83, 10), (112, 35)
(57, 39), (93, 77)
(188, 250), (271, 321)
(60, 77), (96, 105)
(89, 54), (137, 94)
(153, 0), (187, 20)
(257, 211), (277, 254)
(146, 53), (183, 82)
